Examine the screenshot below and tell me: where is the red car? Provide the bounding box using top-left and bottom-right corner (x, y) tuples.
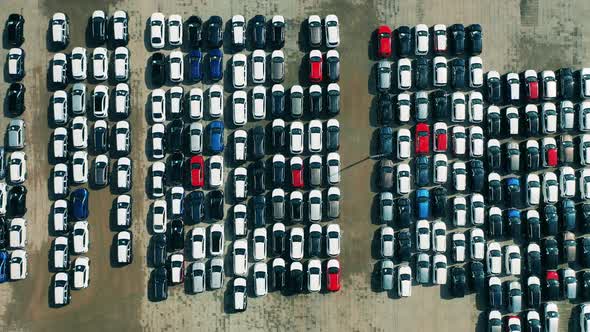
(309, 50), (323, 83)
(189, 155), (204, 187)
(291, 157), (304, 188)
(433, 123), (448, 152)
(326, 259), (341, 292)
(525, 70), (539, 101)
(415, 123), (430, 154)
(542, 138), (558, 167)
(376, 25), (392, 58)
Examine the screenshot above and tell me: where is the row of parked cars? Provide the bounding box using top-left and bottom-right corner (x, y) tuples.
(50, 11), (129, 50)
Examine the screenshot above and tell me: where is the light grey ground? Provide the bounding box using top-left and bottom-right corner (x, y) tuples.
(0, 0), (588, 331)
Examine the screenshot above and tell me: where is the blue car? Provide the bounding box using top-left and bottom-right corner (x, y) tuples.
(71, 188), (89, 221)
(505, 177), (520, 207)
(507, 209), (521, 240)
(208, 48), (223, 81)
(188, 50), (203, 81)
(0, 250), (8, 283)
(416, 189), (430, 219)
(208, 121), (224, 153)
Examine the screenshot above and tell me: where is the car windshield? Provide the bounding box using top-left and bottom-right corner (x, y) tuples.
(234, 60), (245, 67)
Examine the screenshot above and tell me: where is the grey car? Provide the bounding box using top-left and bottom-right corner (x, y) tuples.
(377, 60), (392, 91)
(327, 187), (340, 219)
(270, 50), (285, 83)
(290, 86), (303, 118)
(563, 231), (576, 263)
(309, 155), (322, 187)
(506, 142), (520, 173)
(7, 119), (25, 150)
(71, 83), (86, 115)
(380, 159), (394, 190)
(380, 192), (394, 224)
(93, 155), (109, 187)
(416, 253), (430, 284)
(190, 261), (206, 294)
(209, 258), (224, 290)
(272, 188), (285, 221)
(381, 259), (394, 291)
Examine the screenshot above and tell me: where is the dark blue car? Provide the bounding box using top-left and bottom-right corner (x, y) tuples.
(208, 48), (223, 81)
(416, 189), (430, 219)
(208, 121), (224, 153)
(415, 156), (429, 187)
(71, 188), (89, 220)
(507, 209), (521, 240)
(0, 250), (8, 283)
(188, 50), (203, 81)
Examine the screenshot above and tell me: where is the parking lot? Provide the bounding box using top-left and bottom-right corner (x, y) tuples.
(1, 0), (590, 331)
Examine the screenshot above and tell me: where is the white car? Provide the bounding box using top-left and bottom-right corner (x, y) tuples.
(307, 259), (322, 293)
(52, 90), (68, 125)
(486, 241), (502, 275)
(234, 130), (247, 162)
(189, 88), (203, 120)
(53, 200), (69, 233)
(397, 58), (412, 90)
(290, 227), (304, 261)
(112, 11), (129, 45)
(188, 122), (203, 154)
(168, 253), (184, 285)
(416, 219), (430, 251)
(253, 227), (267, 261)
(324, 14), (340, 47)
(53, 163), (68, 197)
(433, 56), (447, 86)
(506, 72), (520, 101)
(432, 254), (447, 285)
(542, 102), (557, 134)
(326, 224), (341, 257)
(52, 53), (67, 86)
(308, 120), (323, 153)
(469, 56), (483, 88)
(9, 249), (27, 280)
(470, 228), (485, 260)
(231, 15), (246, 49)
(114, 120), (131, 155)
(397, 128), (411, 160)
(581, 169), (590, 200)
(53, 236), (69, 270)
(415, 24), (429, 55)
(506, 107), (520, 135)
(232, 54), (247, 89)
(169, 186), (184, 218)
(560, 100), (575, 131)
(290, 121), (304, 154)
(9, 218), (26, 249)
(71, 151), (88, 184)
(397, 265), (412, 297)
(208, 156), (224, 188)
(527, 174), (541, 205)
(114, 83), (130, 117)
(151, 89), (166, 123)
(209, 85), (223, 118)
(453, 196), (467, 227)
(72, 221), (89, 254)
(169, 51), (183, 82)
(251, 50), (266, 84)
(190, 227), (206, 260)
(92, 85), (109, 118)
(505, 245), (521, 276)
(452, 233), (466, 262)
(232, 91), (247, 126)
(471, 193), (485, 226)
(452, 161), (467, 191)
(326, 152), (341, 185)
(116, 195), (131, 228)
(167, 15), (183, 46)
(432, 221), (447, 253)
(560, 166), (576, 198)
(73, 256), (90, 289)
(151, 124), (165, 159)
(53, 272), (70, 306)
(433, 24), (447, 53)
(150, 162), (166, 198)
(380, 226), (394, 258)
(433, 154), (448, 184)
(581, 303), (590, 332)
(52, 127), (68, 160)
(543, 172), (559, 204)
(544, 302), (559, 332)
(152, 200), (167, 234)
(467, 91), (484, 123)
(92, 47), (108, 80)
(582, 68), (590, 98)
(234, 167), (247, 200)
(451, 92), (466, 122)
(233, 239), (248, 277)
(469, 126), (484, 157)
(397, 163), (411, 194)
(116, 157), (132, 192)
(397, 93), (411, 123)
(452, 126), (466, 156)
(7, 48), (23, 80)
(169, 86), (183, 117)
(114, 47), (129, 81)
(308, 189), (322, 222)
(150, 13), (165, 49)
(252, 86), (266, 119)
(233, 204), (247, 238)
(541, 70), (557, 100)
(9, 151), (27, 184)
(71, 47), (87, 80)
(51, 12), (69, 47)
(253, 262), (268, 297)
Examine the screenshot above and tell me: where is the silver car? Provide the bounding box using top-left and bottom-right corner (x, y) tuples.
(272, 188), (285, 221)
(271, 50), (285, 83)
(377, 60), (392, 91)
(415, 91), (429, 121)
(309, 155), (322, 187)
(7, 119), (25, 150)
(71, 83), (86, 115)
(506, 142), (520, 173)
(381, 259), (394, 291)
(380, 192), (393, 224)
(416, 253), (430, 284)
(209, 258), (224, 290)
(327, 187), (340, 219)
(190, 261), (206, 294)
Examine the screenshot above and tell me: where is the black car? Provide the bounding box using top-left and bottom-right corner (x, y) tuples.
(527, 245), (541, 277)
(326, 54), (340, 83)
(526, 143), (540, 171)
(90, 12), (107, 44)
(415, 156), (429, 187)
(272, 87), (286, 118)
(487, 144), (501, 170)
(93, 122), (109, 155)
(582, 203), (590, 234)
(432, 90), (447, 120)
(543, 238), (559, 270)
(397, 230), (411, 262)
(309, 88), (322, 117)
(466, 24), (482, 55)
(544, 205), (558, 236)
(0, 217), (7, 249)
(186, 191), (205, 224)
(450, 24), (465, 55)
(252, 15), (266, 49)
(208, 190), (224, 220)
(6, 14), (24, 46)
(528, 215), (541, 243)
(505, 179), (520, 208)
(397, 197), (412, 228)
(558, 68), (574, 99)
(583, 271), (590, 301)
(377, 93), (393, 125)
(167, 219), (184, 251)
(396, 26), (411, 57)
(486, 75), (502, 105)
(186, 16), (203, 48)
(308, 227), (321, 257)
(290, 193), (303, 223)
(272, 158), (285, 187)
(545, 272), (560, 301)
(528, 278), (541, 308)
(469, 261), (485, 292)
(289, 265), (304, 293)
(7, 185), (26, 218)
(151, 267), (168, 301)
(470, 160), (485, 192)
(167, 152), (184, 185)
(451, 58), (465, 89)
(559, 199), (575, 232)
(272, 262), (286, 291)
(488, 179), (502, 205)
(167, 120), (184, 153)
(327, 85), (340, 114)
(251, 160), (265, 194)
(253, 195), (266, 228)
(583, 237), (590, 268)
(272, 124), (285, 152)
(488, 278), (502, 308)
(432, 187), (447, 218)
(488, 111), (501, 137)
(525, 109), (539, 136)
(488, 211), (503, 238)
(326, 122), (340, 151)
(7, 83), (25, 116)
(451, 266), (466, 297)
(272, 226), (286, 256)
(415, 57), (429, 90)
(270, 17), (285, 49)
(206, 16), (223, 48)
(379, 127), (393, 156)
(151, 53), (166, 87)
(151, 234), (167, 267)
(507, 209), (521, 241)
